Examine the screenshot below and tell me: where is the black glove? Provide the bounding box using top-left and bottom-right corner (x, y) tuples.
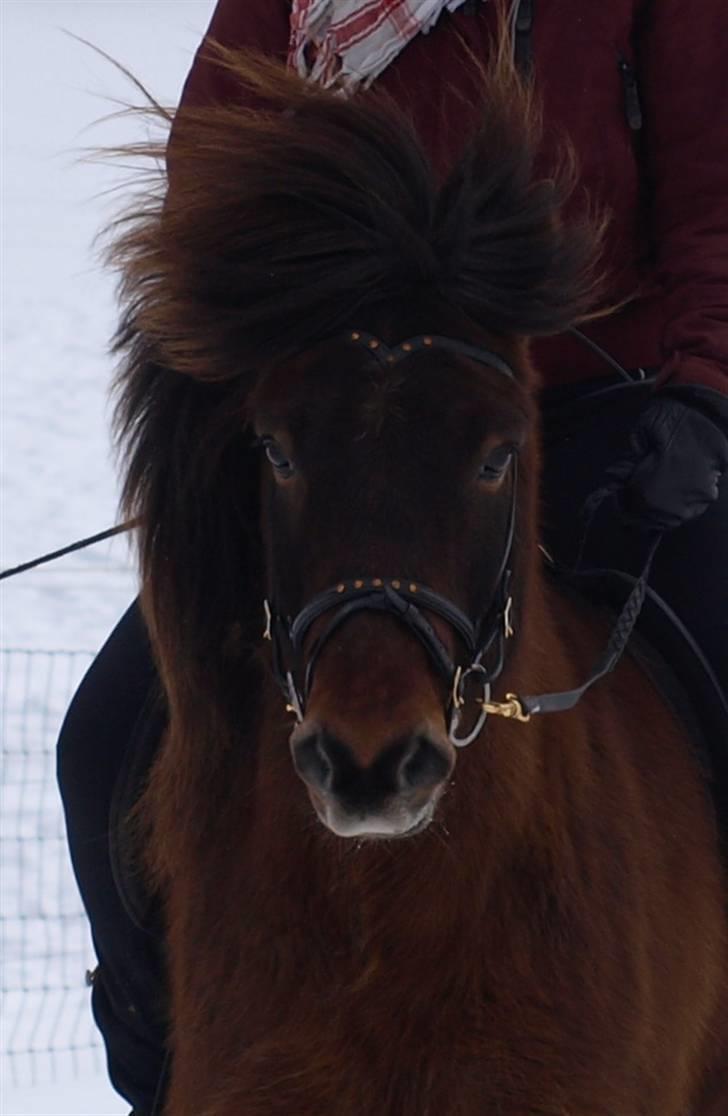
(602, 387), (728, 532)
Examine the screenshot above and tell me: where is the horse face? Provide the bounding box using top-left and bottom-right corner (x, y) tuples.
(251, 341), (530, 839)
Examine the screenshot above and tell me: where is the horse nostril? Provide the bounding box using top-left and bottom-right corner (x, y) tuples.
(396, 734), (451, 792)
(293, 732), (334, 793)
(293, 728), (452, 804)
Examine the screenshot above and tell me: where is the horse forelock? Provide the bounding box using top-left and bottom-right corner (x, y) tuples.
(107, 45), (605, 383)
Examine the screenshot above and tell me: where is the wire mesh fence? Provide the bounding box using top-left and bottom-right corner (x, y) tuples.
(1, 648), (106, 1087)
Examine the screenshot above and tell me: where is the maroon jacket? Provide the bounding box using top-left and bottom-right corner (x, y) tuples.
(173, 0), (728, 395)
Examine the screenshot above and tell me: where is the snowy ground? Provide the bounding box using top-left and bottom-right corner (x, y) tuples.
(2, 0), (215, 651)
(2, 1078), (126, 1116)
(2, 4), (215, 1112)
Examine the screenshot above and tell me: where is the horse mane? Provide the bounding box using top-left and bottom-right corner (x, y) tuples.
(105, 46), (605, 878)
(110, 45), (603, 384)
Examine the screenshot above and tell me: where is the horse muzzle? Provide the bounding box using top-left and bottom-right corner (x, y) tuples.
(290, 722), (453, 839)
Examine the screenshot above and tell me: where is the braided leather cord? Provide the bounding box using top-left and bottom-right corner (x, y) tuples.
(518, 534), (662, 717)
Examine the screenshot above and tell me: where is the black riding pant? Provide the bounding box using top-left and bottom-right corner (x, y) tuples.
(57, 377), (728, 1115)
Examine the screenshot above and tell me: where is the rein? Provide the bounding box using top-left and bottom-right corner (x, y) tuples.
(0, 521), (139, 581)
(263, 330), (661, 745)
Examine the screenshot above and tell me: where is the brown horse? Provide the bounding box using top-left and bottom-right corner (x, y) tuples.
(110, 50), (728, 1116)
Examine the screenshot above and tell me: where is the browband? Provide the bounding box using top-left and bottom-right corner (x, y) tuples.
(345, 331), (517, 381)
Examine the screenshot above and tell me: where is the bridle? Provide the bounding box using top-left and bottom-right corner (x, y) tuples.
(262, 329), (660, 746)
(2, 328), (657, 745)
(263, 330), (523, 747)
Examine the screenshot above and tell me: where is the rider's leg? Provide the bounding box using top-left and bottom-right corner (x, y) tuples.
(57, 602), (169, 1115)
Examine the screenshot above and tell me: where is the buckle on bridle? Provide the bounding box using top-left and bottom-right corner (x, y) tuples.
(263, 599), (273, 642)
(449, 662), (531, 746)
(284, 671), (304, 723)
(449, 664), (491, 748)
(503, 594), (515, 639)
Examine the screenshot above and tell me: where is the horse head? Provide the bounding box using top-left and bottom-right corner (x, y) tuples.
(249, 322), (531, 836)
(109, 48), (603, 847)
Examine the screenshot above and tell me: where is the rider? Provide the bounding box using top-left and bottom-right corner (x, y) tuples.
(58, 2), (728, 1113)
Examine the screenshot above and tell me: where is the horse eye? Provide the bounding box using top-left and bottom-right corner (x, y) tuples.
(262, 439), (295, 478)
(478, 445), (514, 481)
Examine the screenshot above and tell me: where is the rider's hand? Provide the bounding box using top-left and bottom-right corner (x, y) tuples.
(604, 388), (728, 532)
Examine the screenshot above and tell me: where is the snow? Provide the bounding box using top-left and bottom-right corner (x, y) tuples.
(2, 0), (215, 651)
(2, 3), (216, 1112)
(2, 1077), (126, 1116)
(1, 649), (101, 1104)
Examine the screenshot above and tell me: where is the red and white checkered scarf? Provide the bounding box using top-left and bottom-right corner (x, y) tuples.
(288, 0), (475, 92)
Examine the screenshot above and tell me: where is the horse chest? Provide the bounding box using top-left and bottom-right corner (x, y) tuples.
(171, 928), (596, 1116)
(168, 885), (723, 1116)
(164, 726), (727, 1116)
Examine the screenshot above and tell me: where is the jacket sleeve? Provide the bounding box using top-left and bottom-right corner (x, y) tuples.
(176, 0), (291, 112)
(639, 0), (728, 396)
(166, 0), (291, 188)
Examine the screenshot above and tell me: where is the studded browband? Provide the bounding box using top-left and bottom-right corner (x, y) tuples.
(345, 330), (517, 379)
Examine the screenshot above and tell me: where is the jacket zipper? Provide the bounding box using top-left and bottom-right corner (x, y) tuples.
(617, 52), (643, 131)
(514, 0), (534, 75)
